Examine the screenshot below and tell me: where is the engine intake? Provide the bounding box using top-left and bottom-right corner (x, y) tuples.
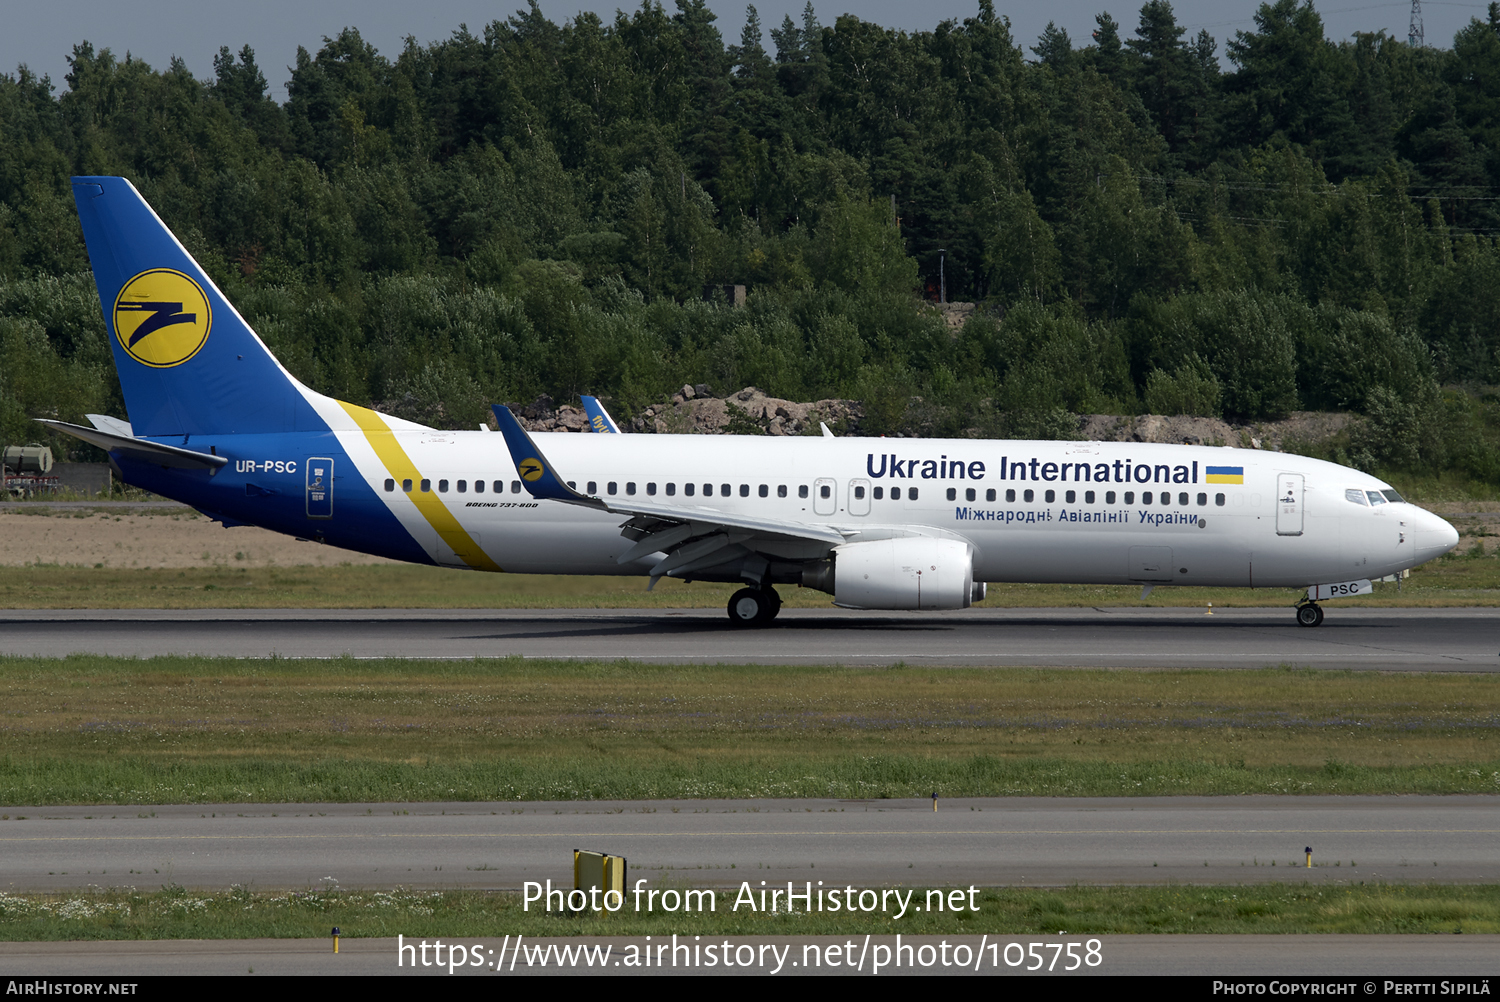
(803, 538), (976, 610)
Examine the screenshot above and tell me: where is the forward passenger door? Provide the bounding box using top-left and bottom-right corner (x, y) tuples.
(1276, 473), (1304, 536)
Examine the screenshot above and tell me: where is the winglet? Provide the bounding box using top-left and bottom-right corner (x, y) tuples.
(820, 422), (835, 438)
(491, 405), (606, 509)
(580, 395), (621, 433)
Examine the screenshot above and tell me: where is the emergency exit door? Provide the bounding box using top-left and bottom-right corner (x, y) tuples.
(1276, 473), (1303, 536)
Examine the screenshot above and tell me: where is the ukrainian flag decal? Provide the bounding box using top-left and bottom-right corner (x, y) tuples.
(1205, 466), (1244, 484)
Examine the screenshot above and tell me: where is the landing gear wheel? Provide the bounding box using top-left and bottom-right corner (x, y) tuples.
(1296, 603), (1324, 628)
(763, 588), (782, 621)
(728, 587), (772, 626)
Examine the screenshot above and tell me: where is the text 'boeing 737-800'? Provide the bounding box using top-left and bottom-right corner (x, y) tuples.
(44, 177), (1459, 627)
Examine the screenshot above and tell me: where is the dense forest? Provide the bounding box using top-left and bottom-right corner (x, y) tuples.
(3, 0), (1500, 485)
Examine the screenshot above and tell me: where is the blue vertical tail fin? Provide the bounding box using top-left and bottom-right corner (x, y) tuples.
(71, 176), (322, 437)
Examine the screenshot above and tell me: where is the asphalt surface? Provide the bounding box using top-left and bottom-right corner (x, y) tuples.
(2, 797), (1497, 891)
(4, 934), (1497, 976)
(3, 606), (1499, 669)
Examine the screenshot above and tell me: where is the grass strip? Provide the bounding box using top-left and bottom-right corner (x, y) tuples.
(3, 756), (1499, 804)
(1, 656), (1498, 801)
(1, 884), (1498, 940)
(3, 547), (1500, 608)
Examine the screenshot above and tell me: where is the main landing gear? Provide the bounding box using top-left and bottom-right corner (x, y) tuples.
(1295, 602), (1325, 628)
(728, 586), (782, 626)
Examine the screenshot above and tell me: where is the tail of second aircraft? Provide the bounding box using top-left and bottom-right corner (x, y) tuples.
(71, 176), (323, 438)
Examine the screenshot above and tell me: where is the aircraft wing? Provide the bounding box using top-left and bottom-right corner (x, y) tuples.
(492, 405), (847, 583)
(580, 395), (620, 433)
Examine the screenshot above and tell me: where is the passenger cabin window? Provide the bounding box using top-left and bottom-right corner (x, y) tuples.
(401, 479), (413, 492)
(909, 488), (918, 500)
(722, 484), (732, 496)
(385, 479), (395, 492)
(457, 480), (467, 493)
(608, 482), (618, 495)
(1064, 490), (1075, 503)
(1143, 492), (1153, 504)
(740, 484), (750, 497)
(1084, 491), (1095, 504)
(966, 488), (976, 502)
(1162, 493), (1172, 506)
(492, 480), (504, 493)
(438, 480), (449, 493)
(1123, 492), (1134, 504)
(758, 484), (768, 498)
(626, 482), (637, 495)
(511, 481), (521, 493)
(665, 483), (675, 496)
(855, 485), (866, 500)
(1178, 492), (1189, 506)
(1005, 489), (1015, 502)
(946, 488), (957, 501)
(1023, 489), (1034, 503)
(777, 485), (787, 498)
(873, 486), (884, 500)
(1346, 489), (1369, 505)
(892, 487), (902, 500)
(798, 485), (809, 499)
(475, 480), (485, 493)
(1366, 490), (1387, 506)
(646, 483), (656, 496)
(702, 484), (713, 496)
(1215, 493), (1226, 506)
(986, 489), (996, 502)
(1196, 493), (1207, 506)
(685, 483), (695, 496)
(1044, 489), (1055, 503)
(819, 485), (831, 499)
(421, 479), (432, 492)
(587, 481), (597, 494)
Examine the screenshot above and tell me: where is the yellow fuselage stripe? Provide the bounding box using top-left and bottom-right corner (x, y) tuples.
(338, 401), (502, 572)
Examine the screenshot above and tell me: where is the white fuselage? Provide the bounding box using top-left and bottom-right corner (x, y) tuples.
(331, 428), (1458, 589)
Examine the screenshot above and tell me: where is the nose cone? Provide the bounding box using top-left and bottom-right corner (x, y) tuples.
(1413, 510), (1460, 565)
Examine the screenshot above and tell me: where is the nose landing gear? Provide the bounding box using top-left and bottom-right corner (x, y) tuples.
(1295, 602), (1324, 627)
(728, 586), (782, 626)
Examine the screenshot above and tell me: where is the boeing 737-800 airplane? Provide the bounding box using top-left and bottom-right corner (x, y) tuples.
(44, 177), (1459, 627)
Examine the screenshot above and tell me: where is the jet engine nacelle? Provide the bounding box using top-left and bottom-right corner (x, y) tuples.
(821, 537), (976, 610)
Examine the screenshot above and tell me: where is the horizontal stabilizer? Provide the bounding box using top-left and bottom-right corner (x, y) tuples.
(86, 413), (135, 437)
(35, 419), (228, 470)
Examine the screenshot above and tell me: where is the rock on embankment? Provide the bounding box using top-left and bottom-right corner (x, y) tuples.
(509, 386), (1354, 451)
(511, 386), (862, 436)
(1078, 412), (1356, 451)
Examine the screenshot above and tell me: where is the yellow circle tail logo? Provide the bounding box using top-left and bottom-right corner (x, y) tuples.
(519, 458), (545, 482)
(112, 269), (212, 368)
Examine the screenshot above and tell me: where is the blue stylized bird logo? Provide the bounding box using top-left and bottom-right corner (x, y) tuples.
(117, 302), (197, 346)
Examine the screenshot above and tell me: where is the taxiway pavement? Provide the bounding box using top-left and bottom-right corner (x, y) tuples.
(4, 934), (1497, 976)
(2, 796), (1496, 891)
(2, 607), (1498, 669)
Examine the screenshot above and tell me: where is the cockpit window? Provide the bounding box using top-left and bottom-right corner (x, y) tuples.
(1382, 489), (1405, 503)
(1345, 489), (1369, 506)
(1366, 490), (1388, 506)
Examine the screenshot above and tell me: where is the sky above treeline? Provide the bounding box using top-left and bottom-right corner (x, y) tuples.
(4, 0), (1486, 101)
